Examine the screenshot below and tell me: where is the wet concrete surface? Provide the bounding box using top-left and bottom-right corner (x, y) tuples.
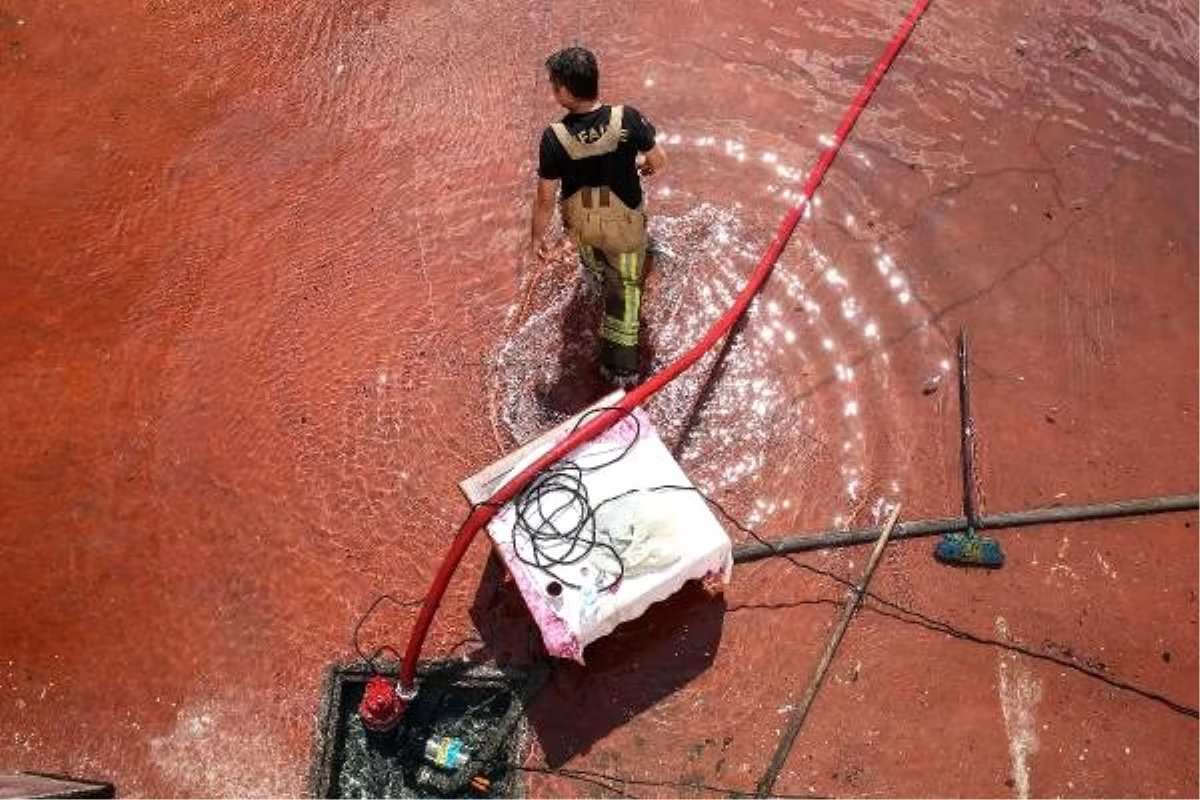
(1, 0), (1196, 797)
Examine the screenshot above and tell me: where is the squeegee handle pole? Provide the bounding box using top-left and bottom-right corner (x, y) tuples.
(958, 328), (981, 529)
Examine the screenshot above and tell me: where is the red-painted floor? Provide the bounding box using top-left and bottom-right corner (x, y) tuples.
(1, 1), (1196, 797)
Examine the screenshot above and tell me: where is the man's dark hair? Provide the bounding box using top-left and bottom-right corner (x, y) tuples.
(545, 47), (599, 100)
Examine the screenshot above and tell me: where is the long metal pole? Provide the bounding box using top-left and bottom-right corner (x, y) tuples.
(732, 494), (1199, 564)
(755, 505), (902, 798)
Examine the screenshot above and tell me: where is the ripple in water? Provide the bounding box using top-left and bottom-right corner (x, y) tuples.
(486, 202), (893, 530)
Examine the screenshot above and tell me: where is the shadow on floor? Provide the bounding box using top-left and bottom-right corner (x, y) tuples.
(468, 559), (725, 768)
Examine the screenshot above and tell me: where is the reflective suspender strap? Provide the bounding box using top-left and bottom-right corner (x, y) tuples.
(549, 105), (624, 160)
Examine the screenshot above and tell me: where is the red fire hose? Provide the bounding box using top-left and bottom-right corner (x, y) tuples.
(394, 0), (933, 701)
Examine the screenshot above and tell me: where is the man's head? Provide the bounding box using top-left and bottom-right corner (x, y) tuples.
(545, 47), (599, 105)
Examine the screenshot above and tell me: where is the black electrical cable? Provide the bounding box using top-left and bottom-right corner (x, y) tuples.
(653, 482), (1198, 719)
(505, 407), (642, 592)
(352, 411), (1198, 724)
(501, 400), (838, 599)
(519, 763), (827, 799)
(351, 593), (424, 673)
(347, 408), (643, 673)
(343, 426), (1194, 800)
(344, 407), (642, 681)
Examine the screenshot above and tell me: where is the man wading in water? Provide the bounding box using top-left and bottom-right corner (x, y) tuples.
(528, 46), (667, 386)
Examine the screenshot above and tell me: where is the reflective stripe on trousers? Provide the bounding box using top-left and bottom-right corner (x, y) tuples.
(578, 243), (644, 373)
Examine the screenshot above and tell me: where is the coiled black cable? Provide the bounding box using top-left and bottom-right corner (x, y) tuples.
(506, 407), (642, 592)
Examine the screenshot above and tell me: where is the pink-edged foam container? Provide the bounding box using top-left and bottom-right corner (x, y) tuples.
(462, 393), (732, 663)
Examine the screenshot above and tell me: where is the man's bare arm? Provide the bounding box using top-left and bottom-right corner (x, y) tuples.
(529, 177), (558, 256)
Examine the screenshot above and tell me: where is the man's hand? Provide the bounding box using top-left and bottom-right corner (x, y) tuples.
(637, 144), (667, 177)
(527, 238), (552, 262)
(528, 235), (571, 262)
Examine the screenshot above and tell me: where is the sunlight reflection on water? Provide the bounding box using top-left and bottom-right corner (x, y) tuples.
(490, 125), (939, 531)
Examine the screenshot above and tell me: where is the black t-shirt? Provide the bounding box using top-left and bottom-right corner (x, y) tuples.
(537, 104), (657, 210)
